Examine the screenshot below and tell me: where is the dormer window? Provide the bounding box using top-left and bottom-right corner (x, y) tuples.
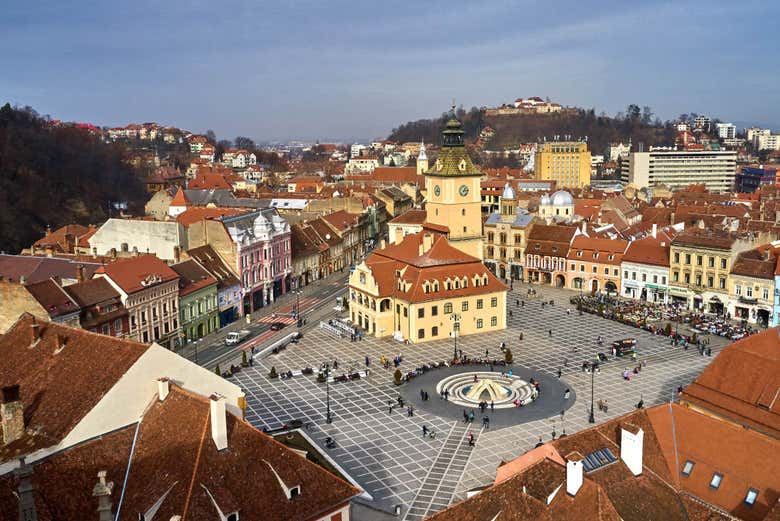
(710, 472), (723, 490)
(289, 486), (301, 499)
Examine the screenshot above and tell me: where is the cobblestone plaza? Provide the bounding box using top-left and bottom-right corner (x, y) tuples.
(231, 283), (730, 518)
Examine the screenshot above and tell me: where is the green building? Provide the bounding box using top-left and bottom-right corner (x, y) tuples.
(171, 259), (219, 344)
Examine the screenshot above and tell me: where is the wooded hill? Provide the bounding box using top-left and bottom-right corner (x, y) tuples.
(0, 103), (146, 254)
(388, 106), (678, 157)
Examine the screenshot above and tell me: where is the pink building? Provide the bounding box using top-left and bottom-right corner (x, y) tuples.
(219, 209), (292, 315)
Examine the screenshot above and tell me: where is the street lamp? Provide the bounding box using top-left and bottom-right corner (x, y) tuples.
(322, 362), (332, 423)
(451, 313), (461, 361)
(579, 279), (584, 315)
(295, 290), (303, 328)
(584, 361), (600, 423)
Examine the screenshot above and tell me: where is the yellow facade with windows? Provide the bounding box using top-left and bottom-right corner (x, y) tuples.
(534, 141), (591, 189)
(668, 235), (735, 313)
(349, 260), (506, 343)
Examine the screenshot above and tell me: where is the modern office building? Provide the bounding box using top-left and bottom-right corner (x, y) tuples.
(534, 141), (591, 189)
(715, 122), (736, 139)
(620, 148), (737, 192)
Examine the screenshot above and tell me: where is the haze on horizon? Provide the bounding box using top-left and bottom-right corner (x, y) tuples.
(1, 0), (778, 142)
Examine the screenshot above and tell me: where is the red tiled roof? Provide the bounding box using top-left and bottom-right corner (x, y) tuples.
(97, 255), (179, 294)
(170, 186), (190, 207)
(390, 209), (427, 225)
(24, 279), (79, 318)
(567, 236), (628, 264)
(681, 327), (780, 438)
(622, 235), (671, 267)
(321, 210), (360, 232)
(33, 224), (92, 251)
(170, 260), (217, 296)
(0, 386), (360, 521)
(62, 277), (121, 307)
(188, 173), (233, 190)
(0, 314), (150, 463)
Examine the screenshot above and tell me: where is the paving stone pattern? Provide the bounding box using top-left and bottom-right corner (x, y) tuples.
(230, 282), (730, 517)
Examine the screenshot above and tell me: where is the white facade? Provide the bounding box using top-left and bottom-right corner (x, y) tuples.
(89, 219), (187, 261)
(350, 143), (367, 157)
(620, 149), (737, 193)
(606, 142), (631, 161)
(621, 261), (670, 304)
(715, 123), (736, 139)
(755, 133), (780, 151)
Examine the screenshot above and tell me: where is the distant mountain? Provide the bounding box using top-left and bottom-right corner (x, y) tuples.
(0, 103), (146, 254)
(388, 107), (678, 157)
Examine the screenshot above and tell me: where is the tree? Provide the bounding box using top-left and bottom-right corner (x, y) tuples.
(234, 136), (255, 150)
(641, 106), (654, 125)
(205, 129), (217, 144)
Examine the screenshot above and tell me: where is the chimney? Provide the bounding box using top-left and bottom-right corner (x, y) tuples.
(379, 239), (386, 250)
(210, 394), (228, 451)
(173, 245), (181, 263)
(92, 247), (98, 259)
(157, 377), (170, 401)
(15, 458), (37, 521)
(76, 264), (85, 283)
(581, 221), (587, 234)
(64, 233), (76, 253)
(620, 426), (644, 476)
(45, 225), (51, 237)
(110, 248), (117, 260)
(566, 458), (583, 496)
(651, 224), (657, 238)
(1, 385), (24, 445)
(30, 319), (40, 344)
(422, 233), (434, 254)
(92, 471), (114, 521)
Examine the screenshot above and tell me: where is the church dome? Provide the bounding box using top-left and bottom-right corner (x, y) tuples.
(540, 194), (552, 206)
(502, 183), (516, 200)
(551, 190), (573, 206)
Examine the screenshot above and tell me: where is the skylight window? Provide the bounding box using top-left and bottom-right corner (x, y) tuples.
(745, 488), (758, 506)
(710, 472), (723, 490)
(681, 460), (694, 476)
(582, 447), (618, 473)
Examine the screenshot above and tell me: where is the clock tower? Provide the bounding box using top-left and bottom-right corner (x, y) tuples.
(424, 113), (484, 259)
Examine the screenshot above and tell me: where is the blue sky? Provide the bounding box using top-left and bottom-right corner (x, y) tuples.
(1, 0), (778, 141)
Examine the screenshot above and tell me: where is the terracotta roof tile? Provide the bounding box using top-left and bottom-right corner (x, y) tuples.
(24, 279), (79, 318)
(97, 255), (179, 294)
(170, 260), (217, 296)
(0, 314), (149, 463)
(680, 327), (780, 438)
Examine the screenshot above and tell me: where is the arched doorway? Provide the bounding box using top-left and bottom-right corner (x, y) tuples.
(605, 281), (617, 294)
(590, 279), (599, 293)
(555, 274), (566, 288)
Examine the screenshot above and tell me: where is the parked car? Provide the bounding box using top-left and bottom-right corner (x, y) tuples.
(270, 322), (286, 331)
(225, 330), (251, 346)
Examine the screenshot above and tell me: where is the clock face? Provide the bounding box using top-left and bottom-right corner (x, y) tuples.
(459, 185), (469, 196)
(433, 185), (441, 196)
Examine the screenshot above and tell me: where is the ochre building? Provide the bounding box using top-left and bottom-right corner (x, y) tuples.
(349, 232), (506, 342)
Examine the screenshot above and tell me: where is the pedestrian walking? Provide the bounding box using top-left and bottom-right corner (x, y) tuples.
(420, 389), (425, 400)
(365, 355), (370, 367)
(468, 432), (475, 446)
(549, 329), (553, 337)
(519, 332), (524, 341)
(485, 348), (489, 357)
(490, 400), (494, 412)
(463, 410), (468, 423)
(388, 400), (393, 414)
(557, 368), (562, 378)
(482, 416), (489, 428)
(422, 425), (428, 437)
(521, 300), (525, 307)
(468, 411), (474, 423)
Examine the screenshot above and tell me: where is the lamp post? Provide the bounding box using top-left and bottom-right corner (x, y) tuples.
(451, 313), (461, 361)
(579, 279), (584, 315)
(295, 290), (303, 328)
(322, 362), (332, 423)
(585, 361), (599, 423)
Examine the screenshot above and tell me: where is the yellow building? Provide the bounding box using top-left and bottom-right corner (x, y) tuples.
(534, 141), (591, 189)
(348, 232), (506, 342)
(424, 116), (484, 259)
(668, 231), (736, 313)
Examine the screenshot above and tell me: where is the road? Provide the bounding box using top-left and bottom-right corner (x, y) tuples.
(180, 270), (350, 371)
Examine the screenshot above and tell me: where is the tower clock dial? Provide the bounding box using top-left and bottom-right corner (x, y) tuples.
(459, 185), (469, 196)
(433, 185), (441, 196)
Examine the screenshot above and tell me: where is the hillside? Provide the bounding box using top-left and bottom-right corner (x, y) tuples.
(0, 103), (146, 253)
(388, 106), (677, 157)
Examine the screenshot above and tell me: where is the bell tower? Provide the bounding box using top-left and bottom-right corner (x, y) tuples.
(424, 111), (484, 259)
(416, 140), (428, 176)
